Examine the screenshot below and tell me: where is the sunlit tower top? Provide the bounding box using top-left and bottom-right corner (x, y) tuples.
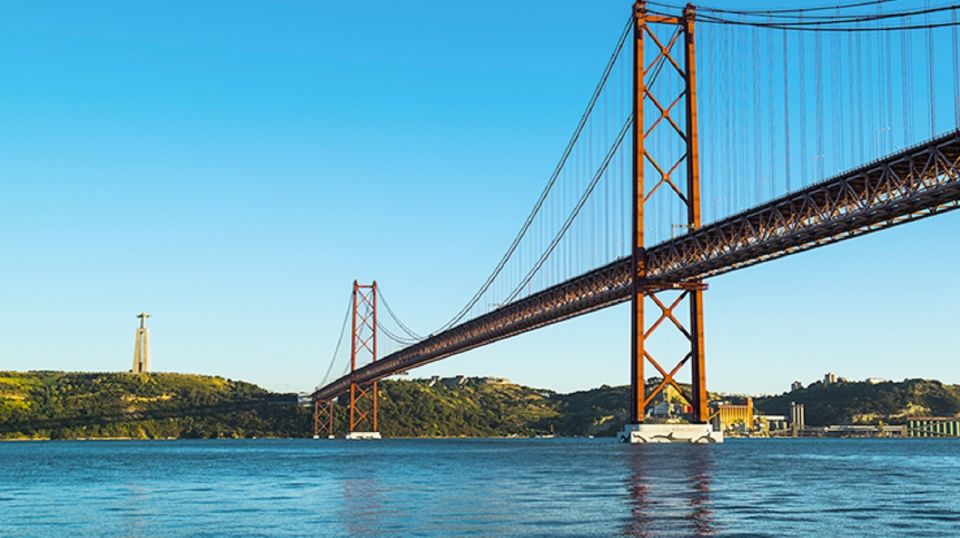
(132, 312), (151, 373)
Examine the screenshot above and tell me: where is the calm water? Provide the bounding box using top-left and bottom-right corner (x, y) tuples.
(1, 438), (959, 537)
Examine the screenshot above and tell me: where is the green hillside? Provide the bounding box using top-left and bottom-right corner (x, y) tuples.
(2, 372), (958, 439)
(375, 378), (559, 437)
(0, 373), (622, 440)
(755, 378), (960, 426)
(350, 379), (687, 437)
(0, 371), (305, 440)
(548, 384), (630, 437)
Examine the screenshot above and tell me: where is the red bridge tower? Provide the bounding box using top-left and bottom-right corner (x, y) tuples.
(621, 2), (720, 443)
(346, 280), (381, 439)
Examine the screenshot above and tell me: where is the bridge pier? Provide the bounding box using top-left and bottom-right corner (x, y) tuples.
(625, 1), (719, 442)
(619, 423), (721, 444)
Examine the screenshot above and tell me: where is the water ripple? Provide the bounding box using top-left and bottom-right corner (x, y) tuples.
(0, 438), (958, 536)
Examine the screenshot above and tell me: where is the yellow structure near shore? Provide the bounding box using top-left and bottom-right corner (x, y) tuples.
(713, 397), (754, 430)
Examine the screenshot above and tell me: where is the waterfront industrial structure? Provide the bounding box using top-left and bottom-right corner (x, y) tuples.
(309, 2), (960, 441)
(790, 402), (805, 437)
(711, 398), (754, 434)
(132, 312), (151, 374)
(908, 417), (960, 437)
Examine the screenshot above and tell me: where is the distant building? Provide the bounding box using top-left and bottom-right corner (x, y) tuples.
(440, 375), (467, 389)
(823, 372), (838, 385)
(791, 380), (803, 392)
(479, 377), (511, 386)
(651, 401), (671, 417)
(865, 377), (888, 385)
(132, 312), (151, 373)
(756, 415), (788, 433)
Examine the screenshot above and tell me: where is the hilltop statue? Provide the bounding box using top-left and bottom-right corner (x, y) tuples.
(132, 312), (151, 373)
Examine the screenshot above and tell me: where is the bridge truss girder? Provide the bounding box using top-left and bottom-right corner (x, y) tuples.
(311, 130), (960, 404)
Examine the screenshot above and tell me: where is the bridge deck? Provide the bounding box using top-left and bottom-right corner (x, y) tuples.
(312, 131), (960, 401)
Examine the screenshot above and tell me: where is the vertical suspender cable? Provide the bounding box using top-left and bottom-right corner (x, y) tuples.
(833, 16), (844, 173)
(901, 15), (912, 145)
(738, 26), (747, 207)
(704, 24), (713, 222)
(617, 48), (632, 256)
(884, 7), (893, 152)
(590, 144), (595, 273)
(782, 30), (792, 193)
(927, 0), (936, 136)
(604, 78), (610, 261)
(866, 19), (875, 157)
(856, 31), (865, 162)
(575, 138), (581, 274)
(753, 27), (762, 205)
(875, 3), (883, 155)
(676, 54), (683, 229)
(879, 4), (888, 152)
(319, 294), (353, 388)
(768, 23), (777, 199)
(799, 31), (808, 187)
(846, 29), (863, 163)
(586, 113), (591, 271)
(815, 32), (824, 181)
(728, 27), (736, 212)
(953, 8), (960, 128)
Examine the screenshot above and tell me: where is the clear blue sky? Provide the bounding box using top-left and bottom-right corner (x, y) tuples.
(1, 1), (958, 395)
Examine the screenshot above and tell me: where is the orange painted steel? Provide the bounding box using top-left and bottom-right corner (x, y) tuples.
(630, 0), (646, 425)
(312, 130), (960, 405)
(349, 281), (379, 433)
(313, 398), (335, 438)
(630, 1), (708, 424)
(310, 0), (960, 410)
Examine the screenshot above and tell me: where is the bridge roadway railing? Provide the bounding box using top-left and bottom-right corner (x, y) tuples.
(312, 130), (960, 401)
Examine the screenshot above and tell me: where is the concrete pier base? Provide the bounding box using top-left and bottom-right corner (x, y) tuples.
(345, 431), (382, 440)
(618, 424), (722, 444)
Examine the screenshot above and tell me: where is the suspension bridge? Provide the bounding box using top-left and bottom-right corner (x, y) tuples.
(310, 1), (960, 442)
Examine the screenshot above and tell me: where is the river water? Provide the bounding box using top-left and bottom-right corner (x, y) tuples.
(1, 438), (958, 536)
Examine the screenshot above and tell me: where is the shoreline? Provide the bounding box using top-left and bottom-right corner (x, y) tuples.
(2, 435), (951, 442)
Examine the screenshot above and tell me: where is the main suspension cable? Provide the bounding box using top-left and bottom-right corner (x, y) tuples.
(503, 116), (632, 304)
(436, 15), (632, 332)
(318, 293), (352, 388)
(376, 286), (423, 341)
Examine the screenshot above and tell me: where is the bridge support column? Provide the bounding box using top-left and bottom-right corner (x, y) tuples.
(624, 2), (719, 442)
(313, 398), (335, 439)
(346, 280), (381, 440)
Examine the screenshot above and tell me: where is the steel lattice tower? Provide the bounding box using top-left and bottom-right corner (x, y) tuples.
(630, 2), (708, 425)
(348, 281), (379, 437)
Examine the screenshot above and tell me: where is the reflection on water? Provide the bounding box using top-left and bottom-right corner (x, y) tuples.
(624, 445), (714, 537)
(1, 439), (959, 536)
